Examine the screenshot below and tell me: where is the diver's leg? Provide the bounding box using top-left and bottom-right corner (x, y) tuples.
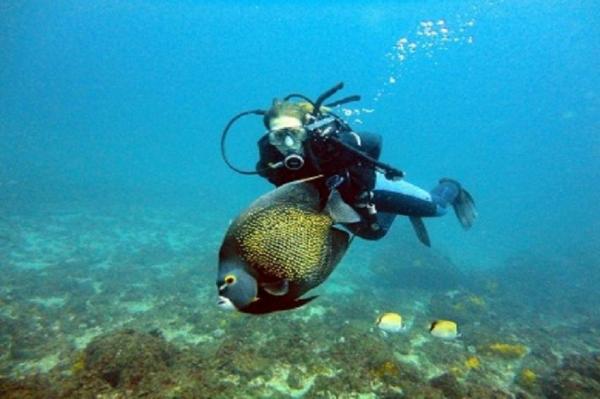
(429, 179), (461, 215)
(373, 173), (477, 228)
(371, 177), (437, 246)
(373, 175), (440, 217)
(342, 211), (396, 240)
(370, 212), (396, 238)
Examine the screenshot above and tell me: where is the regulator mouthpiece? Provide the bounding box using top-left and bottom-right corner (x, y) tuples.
(283, 154), (305, 170)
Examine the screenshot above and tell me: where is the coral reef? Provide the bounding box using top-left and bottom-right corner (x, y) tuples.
(428, 290), (488, 324)
(0, 206), (598, 397)
(370, 235), (465, 291)
(81, 329), (176, 389)
(492, 253), (600, 319)
(465, 355), (481, 369)
(483, 342), (529, 359)
(429, 372), (465, 398)
(518, 367), (538, 388)
(542, 353), (600, 399)
(0, 375), (55, 399)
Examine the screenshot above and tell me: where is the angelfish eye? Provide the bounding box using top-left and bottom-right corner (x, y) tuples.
(224, 275), (236, 285)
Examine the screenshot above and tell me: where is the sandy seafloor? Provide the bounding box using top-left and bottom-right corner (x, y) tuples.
(0, 204), (599, 398)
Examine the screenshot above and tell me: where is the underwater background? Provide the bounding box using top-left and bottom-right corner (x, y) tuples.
(1, 0), (599, 397)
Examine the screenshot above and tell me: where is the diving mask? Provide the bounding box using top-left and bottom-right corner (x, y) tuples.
(267, 127), (308, 170)
(268, 127), (307, 154)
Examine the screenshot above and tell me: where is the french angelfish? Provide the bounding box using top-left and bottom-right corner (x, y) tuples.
(216, 176), (360, 314)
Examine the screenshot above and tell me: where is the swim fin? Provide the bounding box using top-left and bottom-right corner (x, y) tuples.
(409, 216), (431, 247)
(439, 178), (478, 229)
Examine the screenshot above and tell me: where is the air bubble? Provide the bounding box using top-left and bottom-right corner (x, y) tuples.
(376, 15), (477, 103)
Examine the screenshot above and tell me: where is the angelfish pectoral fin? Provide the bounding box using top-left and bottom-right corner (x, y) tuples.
(409, 216), (431, 247)
(324, 190), (361, 224)
(261, 279), (289, 296)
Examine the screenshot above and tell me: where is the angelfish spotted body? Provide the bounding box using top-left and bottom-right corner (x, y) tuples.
(216, 176), (360, 314)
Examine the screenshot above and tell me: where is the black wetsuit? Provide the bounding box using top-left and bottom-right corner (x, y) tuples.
(256, 122), (381, 205)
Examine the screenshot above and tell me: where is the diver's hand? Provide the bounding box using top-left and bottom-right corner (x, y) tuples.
(304, 116), (338, 139)
(384, 169), (404, 181)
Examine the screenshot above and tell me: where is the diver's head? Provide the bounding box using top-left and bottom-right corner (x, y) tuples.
(263, 100), (313, 162)
(220, 82), (361, 176)
(216, 261), (258, 311)
(263, 99), (315, 129)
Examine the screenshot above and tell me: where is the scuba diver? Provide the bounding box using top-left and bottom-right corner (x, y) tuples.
(221, 82), (477, 246)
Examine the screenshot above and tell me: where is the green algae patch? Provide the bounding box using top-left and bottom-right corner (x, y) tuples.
(483, 342), (529, 359)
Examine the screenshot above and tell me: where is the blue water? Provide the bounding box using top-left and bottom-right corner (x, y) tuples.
(1, 0), (599, 394)
(3, 0), (597, 268)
